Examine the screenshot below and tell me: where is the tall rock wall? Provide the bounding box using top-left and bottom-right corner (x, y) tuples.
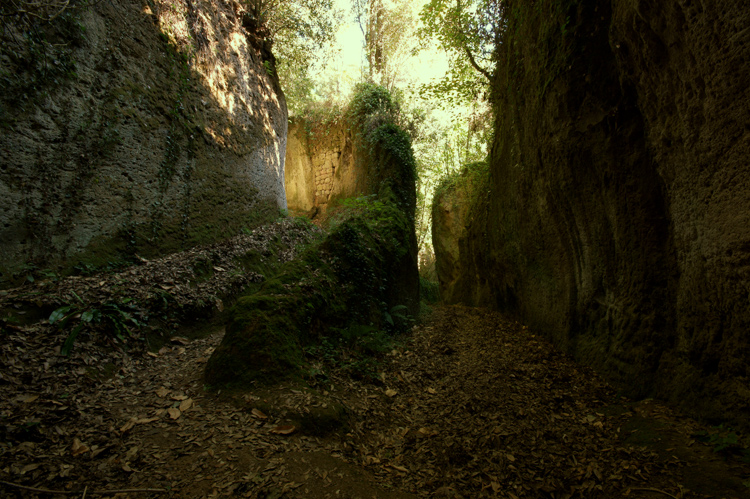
(432, 163), (487, 304)
(0, 0), (287, 284)
(450, 0), (750, 427)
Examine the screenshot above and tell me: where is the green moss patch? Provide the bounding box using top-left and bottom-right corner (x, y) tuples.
(205, 198), (415, 387)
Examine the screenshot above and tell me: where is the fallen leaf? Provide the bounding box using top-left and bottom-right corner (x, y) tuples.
(171, 394), (188, 401)
(251, 408), (268, 419)
(20, 463), (40, 475)
(168, 407), (181, 420)
(389, 464), (409, 473)
(120, 417), (138, 433)
(179, 398), (193, 412)
(385, 389), (398, 397)
(170, 336), (189, 345)
(72, 438), (89, 457)
(427, 387), (437, 394)
(125, 446), (139, 460)
(19, 394), (39, 404)
(270, 425), (296, 435)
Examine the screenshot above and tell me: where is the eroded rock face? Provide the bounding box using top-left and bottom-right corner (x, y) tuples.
(284, 119), (371, 215)
(432, 164), (486, 304)
(448, 0), (750, 427)
(0, 0), (287, 282)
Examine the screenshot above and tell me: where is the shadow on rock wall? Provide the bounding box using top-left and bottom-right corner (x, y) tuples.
(440, 0), (750, 429)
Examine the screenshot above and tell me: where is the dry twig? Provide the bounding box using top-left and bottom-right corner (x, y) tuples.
(0, 480), (168, 496)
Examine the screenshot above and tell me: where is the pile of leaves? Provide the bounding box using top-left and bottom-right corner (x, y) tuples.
(0, 218), (322, 356)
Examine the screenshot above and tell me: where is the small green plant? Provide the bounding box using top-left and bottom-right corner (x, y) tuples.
(303, 323), (402, 383)
(383, 304), (413, 332)
(419, 276), (439, 304)
(262, 60), (275, 76)
(694, 424), (748, 456)
(49, 298), (144, 355)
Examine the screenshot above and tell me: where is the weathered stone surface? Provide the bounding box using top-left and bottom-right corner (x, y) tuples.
(444, 0), (750, 427)
(284, 121), (316, 213)
(432, 163), (486, 304)
(284, 119), (371, 215)
(0, 0), (287, 283)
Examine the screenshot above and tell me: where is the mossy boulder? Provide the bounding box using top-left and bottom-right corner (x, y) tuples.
(205, 88), (418, 387)
(205, 195), (415, 386)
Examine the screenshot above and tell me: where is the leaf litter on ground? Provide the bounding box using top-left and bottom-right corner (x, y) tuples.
(1, 276), (749, 499)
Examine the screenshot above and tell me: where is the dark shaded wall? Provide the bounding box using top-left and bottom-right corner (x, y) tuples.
(432, 164), (488, 304)
(451, 0), (750, 427)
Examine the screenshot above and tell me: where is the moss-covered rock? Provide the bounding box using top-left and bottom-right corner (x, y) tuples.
(206, 85), (418, 387)
(205, 193), (416, 386)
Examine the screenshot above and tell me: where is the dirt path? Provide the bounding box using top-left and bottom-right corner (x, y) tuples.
(1, 306), (748, 498)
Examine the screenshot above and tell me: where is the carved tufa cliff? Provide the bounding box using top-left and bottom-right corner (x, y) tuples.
(431, 162), (488, 305)
(0, 0), (287, 284)
(437, 0), (750, 428)
(285, 117), (381, 216)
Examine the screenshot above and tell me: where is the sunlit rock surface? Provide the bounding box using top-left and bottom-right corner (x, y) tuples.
(0, 0), (287, 282)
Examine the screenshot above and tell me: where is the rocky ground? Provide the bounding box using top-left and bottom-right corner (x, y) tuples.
(2, 298), (749, 498)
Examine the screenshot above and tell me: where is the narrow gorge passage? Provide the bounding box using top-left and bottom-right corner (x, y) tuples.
(3, 305), (746, 498)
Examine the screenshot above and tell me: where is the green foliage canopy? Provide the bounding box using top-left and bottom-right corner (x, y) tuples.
(246, 0), (344, 114)
(417, 0), (503, 104)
